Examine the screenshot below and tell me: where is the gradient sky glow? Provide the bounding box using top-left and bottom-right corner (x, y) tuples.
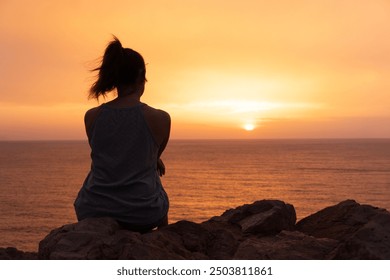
(1, 0), (390, 140)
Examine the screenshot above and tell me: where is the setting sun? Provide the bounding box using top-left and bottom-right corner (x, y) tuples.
(243, 124), (255, 131)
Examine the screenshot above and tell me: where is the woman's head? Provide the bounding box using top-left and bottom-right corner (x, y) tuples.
(89, 36), (146, 99)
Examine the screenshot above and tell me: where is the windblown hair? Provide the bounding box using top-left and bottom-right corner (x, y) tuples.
(89, 36), (146, 99)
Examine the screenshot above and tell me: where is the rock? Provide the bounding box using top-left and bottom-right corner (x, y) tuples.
(233, 231), (339, 259)
(0, 247), (37, 260)
(212, 200), (296, 235)
(38, 200), (296, 259)
(2, 199), (389, 260)
(37, 218), (242, 260)
(297, 200), (390, 259)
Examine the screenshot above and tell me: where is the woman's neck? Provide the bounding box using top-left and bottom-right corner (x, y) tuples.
(106, 94), (140, 107)
(117, 94), (140, 102)
(117, 83), (144, 97)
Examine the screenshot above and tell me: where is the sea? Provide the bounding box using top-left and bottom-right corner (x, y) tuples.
(0, 139), (389, 252)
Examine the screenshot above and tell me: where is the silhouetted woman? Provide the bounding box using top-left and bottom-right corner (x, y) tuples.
(74, 36), (170, 232)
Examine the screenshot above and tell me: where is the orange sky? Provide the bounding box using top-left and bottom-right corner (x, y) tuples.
(1, 0), (389, 140)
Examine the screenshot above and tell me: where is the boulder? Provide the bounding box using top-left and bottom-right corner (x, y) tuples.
(212, 200), (296, 235)
(0, 247), (37, 260)
(37, 217), (242, 260)
(297, 200), (390, 259)
(233, 231), (338, 259)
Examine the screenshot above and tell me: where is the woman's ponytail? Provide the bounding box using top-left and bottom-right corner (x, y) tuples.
(89, 36), (125, 99)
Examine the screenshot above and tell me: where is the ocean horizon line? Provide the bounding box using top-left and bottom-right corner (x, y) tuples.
(1, 137), (390, 142)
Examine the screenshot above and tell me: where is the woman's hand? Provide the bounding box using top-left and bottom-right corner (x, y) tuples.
(157, 158), (166, 177)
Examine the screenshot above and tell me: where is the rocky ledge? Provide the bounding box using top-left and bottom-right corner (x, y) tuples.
(1, 199), (389, 259)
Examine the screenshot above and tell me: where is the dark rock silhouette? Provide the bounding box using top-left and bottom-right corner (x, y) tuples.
(0, 247), (37, 260)
(1, 200), (389, 259)
(296, 199), (390, 259)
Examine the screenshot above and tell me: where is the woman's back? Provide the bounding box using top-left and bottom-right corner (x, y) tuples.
(74, 103), (169, 228)
(91, 103), (157, 185)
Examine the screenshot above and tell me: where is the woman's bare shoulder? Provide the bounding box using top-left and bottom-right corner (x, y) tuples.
(143, 104), (170, 123)
(84, 105), (104, 132)
(85, 106), (101, 116)
(142, 104), (171, 146)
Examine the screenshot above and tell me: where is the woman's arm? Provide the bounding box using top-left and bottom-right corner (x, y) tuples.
(84, 106), (103, 141)
(142, 105), (171, 152)
(157, 110), (171, 158)
(142, 105), (171, 175)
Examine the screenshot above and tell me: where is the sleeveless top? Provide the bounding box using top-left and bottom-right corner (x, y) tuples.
(74, 103), (169, 228)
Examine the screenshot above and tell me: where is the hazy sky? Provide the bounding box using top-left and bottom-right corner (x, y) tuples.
(1, 0), (389, 140)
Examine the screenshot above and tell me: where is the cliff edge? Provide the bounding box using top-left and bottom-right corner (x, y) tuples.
(1, 199), (389, 259)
